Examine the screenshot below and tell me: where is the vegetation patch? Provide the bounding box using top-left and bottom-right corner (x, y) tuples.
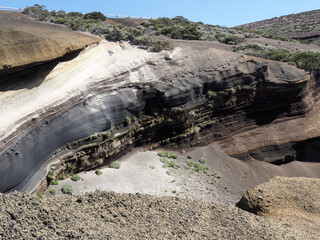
(95, 169), (103, 175)
(110, 161), (121, 169)
(157, 151), (177, 159)
(71, 174), (80, 182)
(62, 184), (74, 194)
(50, 189), (56, 195)
(234, 43), (320, 71)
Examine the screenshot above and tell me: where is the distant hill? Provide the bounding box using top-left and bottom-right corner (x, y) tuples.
(240, 9), (320, 43)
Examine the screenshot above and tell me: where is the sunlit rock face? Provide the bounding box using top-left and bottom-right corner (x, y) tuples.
(0, 14), (315, 193)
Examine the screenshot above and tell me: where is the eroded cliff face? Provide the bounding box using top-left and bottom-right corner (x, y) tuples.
(0, 31), (317, 193)
(0, 11), (100, 74)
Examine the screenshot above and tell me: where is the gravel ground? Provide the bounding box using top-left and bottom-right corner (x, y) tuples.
(0, 191), (305, 240)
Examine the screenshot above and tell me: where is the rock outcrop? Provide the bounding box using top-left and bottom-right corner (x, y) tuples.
(237, 177), (320, 239)
(0, 11), (100, 73)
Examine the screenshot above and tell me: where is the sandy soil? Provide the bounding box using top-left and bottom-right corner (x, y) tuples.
(46, 150), (180, 198)
(46, 143), (320, 206)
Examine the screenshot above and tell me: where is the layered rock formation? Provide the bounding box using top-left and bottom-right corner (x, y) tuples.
(1, 11), (320, 194)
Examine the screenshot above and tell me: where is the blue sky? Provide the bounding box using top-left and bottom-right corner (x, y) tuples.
(1, 0), (319, 27)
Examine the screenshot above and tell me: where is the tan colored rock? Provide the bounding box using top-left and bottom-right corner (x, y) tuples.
(0, 11), (101, 70)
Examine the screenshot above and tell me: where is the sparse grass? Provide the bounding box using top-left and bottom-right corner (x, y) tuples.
(38, 192), (44, 199)
(62, 184), (74, 194)
(71, 174), (80, 182)
(171, 179), (176, 183)
(95, 169), (103, 175)
(110, 161), (121, 169)
(149, 165), (155, 169)
(50, 189), (56, 195)
(166, 170), (171, 175)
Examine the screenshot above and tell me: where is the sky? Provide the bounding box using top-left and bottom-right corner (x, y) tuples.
(0, 0), (319, 27)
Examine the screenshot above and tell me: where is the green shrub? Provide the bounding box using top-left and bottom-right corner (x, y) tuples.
(52, 180), (59, 185)
(157, 151), (177, 159)
(199, 157), (207, 163)
(149, 165), (155, 169)
(160, 157), (169, 163)
(133, 36), (174, 52)
(168, 160), (176, 168)
(71, 174), (80, 182)
(84, 11), (106, 21)
(124, 116), (131, 126)
(23, 4), (50, 21)
(142, 17), (203, 40)
(216, 33), (244, 45)
(62, 184), (74, 194)
(95, 169), (103, 175)
(38, 192), (44, 199)
(172, 190), (177, 193)
(193, 162), (204, 172)
(50, 189), (56, 195)
(110, 161), (121, 169)
(187, 154), (193, 159)
(187, 160), (194, 167)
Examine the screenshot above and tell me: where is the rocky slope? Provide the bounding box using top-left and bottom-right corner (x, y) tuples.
(0, 190), (309, 239)
(240, 9), (320, 43)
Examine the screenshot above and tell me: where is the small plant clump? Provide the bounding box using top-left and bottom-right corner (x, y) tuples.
(150, 165), (155, 169)
(38, 192), (44, 199)
(157, 151), (178, 159)
(172, 190), (177, 193)
(187, 160), (194, 167)
(199, 157), (207, 164)
(50, 189), (56, 195)
(110, 161), (121, 169)
(52, 180), (59, 185)
(187, 154), (193, 159)
(71, 174), (80, 182)
(62, 184), (74, 194)
(95, 169), (103, 175)
(124, 116), (131, 126)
